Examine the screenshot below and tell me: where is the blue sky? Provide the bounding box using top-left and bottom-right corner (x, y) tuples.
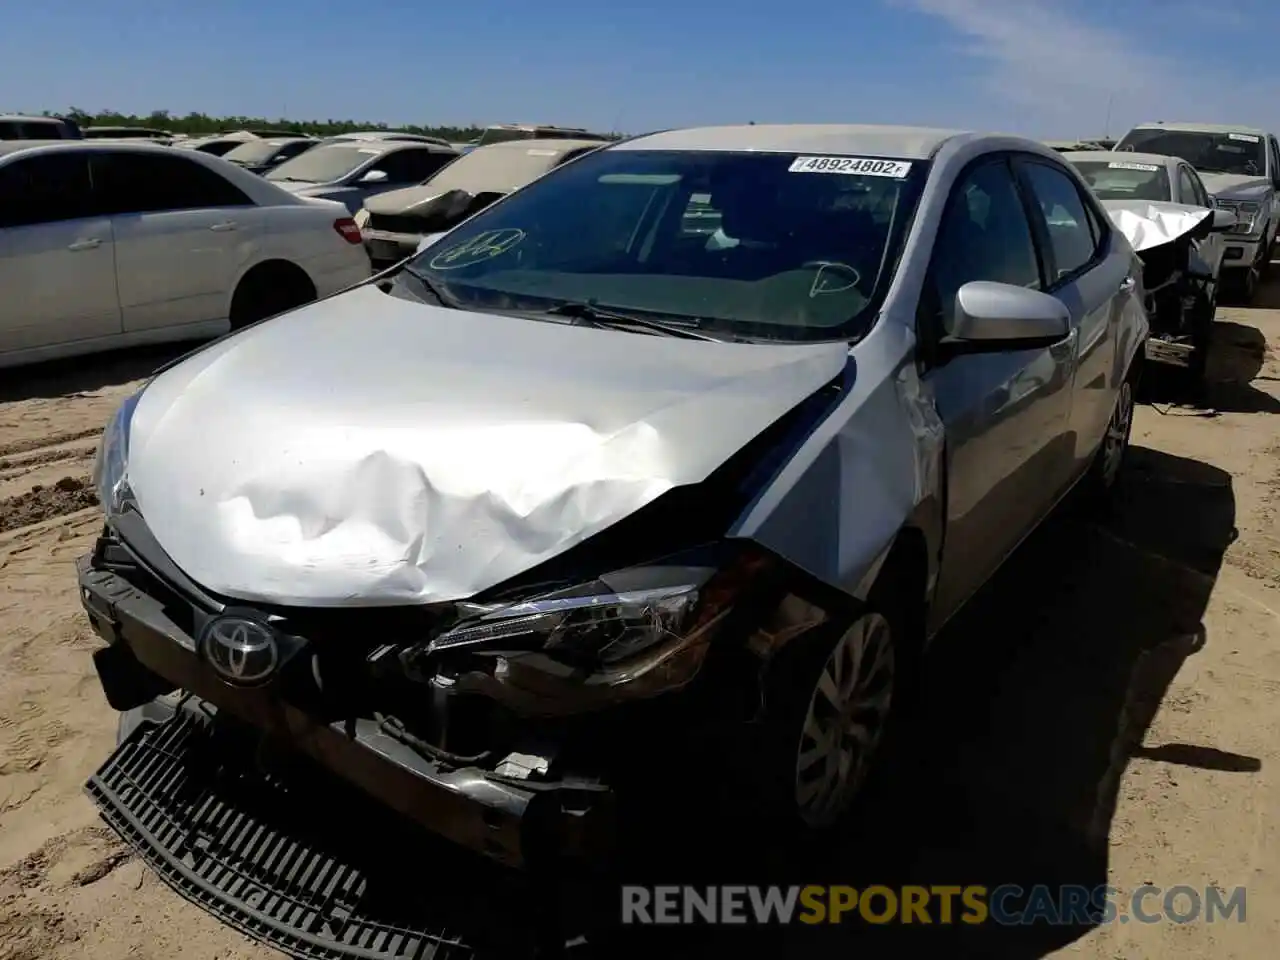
(2, 0), (1277, 138)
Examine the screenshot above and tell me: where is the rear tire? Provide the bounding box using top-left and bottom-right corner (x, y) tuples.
(229, 263), (317, 331)
(1079, 363), (1138, 513)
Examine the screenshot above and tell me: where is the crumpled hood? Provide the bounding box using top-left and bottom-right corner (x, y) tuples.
(126, 286), (849, 607)
(1198, 172), (1271, 201)
(1101, 199), (1211, 252)
(365, 186), (448, 215)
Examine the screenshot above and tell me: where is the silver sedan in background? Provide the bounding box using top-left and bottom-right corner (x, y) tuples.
(80, 123), (1147, 953)
(262, 139), (459, 213)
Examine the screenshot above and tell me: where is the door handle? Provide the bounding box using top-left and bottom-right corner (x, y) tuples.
(67, 238), (101, 251)
(209, 220), (238, 232)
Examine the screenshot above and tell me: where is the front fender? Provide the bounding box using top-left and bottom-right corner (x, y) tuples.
(731, 319), (945, 605)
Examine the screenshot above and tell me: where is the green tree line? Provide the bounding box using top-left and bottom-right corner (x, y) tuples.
(45, 107), (491, 141)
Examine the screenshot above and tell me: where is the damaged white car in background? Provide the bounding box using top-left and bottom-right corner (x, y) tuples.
(77, 125), (1146, 958)
(1067, 150), (1237, 391)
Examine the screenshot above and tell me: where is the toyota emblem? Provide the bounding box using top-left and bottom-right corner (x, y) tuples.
(200, 615), (279, 685)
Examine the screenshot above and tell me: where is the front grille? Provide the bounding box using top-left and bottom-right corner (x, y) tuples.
(86, 706), (540, 959)
(366, 214), (427, 236)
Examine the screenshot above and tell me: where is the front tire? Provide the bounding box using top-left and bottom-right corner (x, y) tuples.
(761, 602), (903, 831)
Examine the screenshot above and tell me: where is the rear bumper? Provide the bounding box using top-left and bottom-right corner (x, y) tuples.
(77, 551), (616, 871)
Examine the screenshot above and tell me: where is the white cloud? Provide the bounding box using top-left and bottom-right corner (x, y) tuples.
(896, 0), (1239, 137)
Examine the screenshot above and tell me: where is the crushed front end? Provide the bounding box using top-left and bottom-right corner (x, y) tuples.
(1104, 199), (1218, 375)
(77, 491), (818, 857)
(77, 347), (852, 957)
(1136, 233), (1215, 371)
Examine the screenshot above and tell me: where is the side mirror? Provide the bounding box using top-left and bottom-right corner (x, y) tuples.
(1211, 207), (1238, 231)
(938, 281), (1071, 356)
(359, 169), (389, 184)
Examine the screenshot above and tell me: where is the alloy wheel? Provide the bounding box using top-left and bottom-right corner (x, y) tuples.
(793, 612), (895, 828)
(1100, 379), (1134, 488)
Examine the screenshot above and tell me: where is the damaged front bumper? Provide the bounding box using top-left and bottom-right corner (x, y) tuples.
(77, 532), (628, 871)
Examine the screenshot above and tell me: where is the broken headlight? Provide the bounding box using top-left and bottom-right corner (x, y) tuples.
(431, 573), (711, 667)
(92, 389), (144, 517)
(421, 550), (765, 672)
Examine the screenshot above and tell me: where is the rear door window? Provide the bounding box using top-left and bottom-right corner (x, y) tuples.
(92, 151), (253, 214)
(0, 153), (97, 227)
(1017, 158), (1102, 283)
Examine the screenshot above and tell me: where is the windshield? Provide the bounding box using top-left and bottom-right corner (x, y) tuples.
(405, 148), (926, 342)
(266, 144), (376, 183)
(1116, 129), (1266, 177)
(1071, 160), (1171, 202)
(224, 140), (288, 164)
(424, 145), (569, 194)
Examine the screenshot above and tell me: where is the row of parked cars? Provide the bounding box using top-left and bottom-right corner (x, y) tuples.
(0, 121), (612, 368)
(75, 123), (1170, 960)
(3, 112), (1273, 957)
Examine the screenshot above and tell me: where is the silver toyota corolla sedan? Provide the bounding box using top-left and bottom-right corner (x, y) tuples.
(79, 124), (1147, 940)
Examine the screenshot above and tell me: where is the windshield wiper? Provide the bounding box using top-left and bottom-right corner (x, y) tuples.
(539, 301), (721, 341)
(399, 264), (460, 308)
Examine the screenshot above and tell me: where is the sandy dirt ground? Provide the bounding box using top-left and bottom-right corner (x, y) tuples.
(0, 290), (1278, 959)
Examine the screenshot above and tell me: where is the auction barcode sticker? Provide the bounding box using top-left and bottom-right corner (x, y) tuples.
(789, 156), (912, 177)
(1108, 161), (1160, 171)
(1229, 133), (1261, 142)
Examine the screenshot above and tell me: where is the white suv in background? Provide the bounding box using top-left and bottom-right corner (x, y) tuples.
(0, 141), (373, 369)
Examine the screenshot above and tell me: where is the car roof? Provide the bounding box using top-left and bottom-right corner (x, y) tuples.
(1062, 150), (1176, 168)
(486, 123), (595, 133)
(1126, 121), (1269, 137)
(612, 123), (969, 159)
(316, 138), (454, 154)
(0, 114), (66, 123)
(474, 137), (605, 155)
(0, 140), (208, 160)
(0, 139), (74, 157)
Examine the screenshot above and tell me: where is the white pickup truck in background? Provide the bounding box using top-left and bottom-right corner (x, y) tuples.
(1115, 121), (1280, 303)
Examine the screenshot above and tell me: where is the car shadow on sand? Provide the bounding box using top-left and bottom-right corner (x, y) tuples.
(1142, 319), (1280, 414)
(583, 444), (1246, 959)
(0, 342), (196, 404)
